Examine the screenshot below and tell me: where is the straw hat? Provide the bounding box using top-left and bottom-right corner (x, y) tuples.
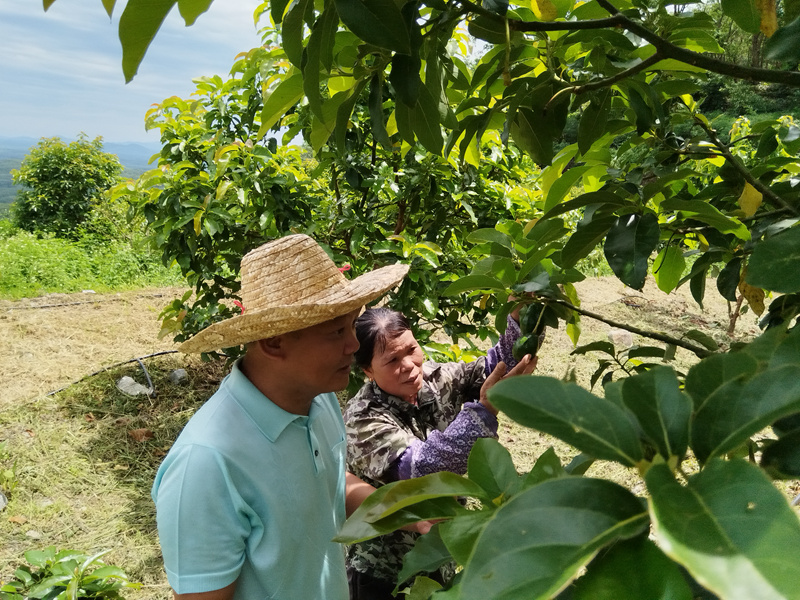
(178, 234), (409, 353)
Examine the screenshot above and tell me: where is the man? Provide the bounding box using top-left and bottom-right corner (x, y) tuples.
(152, 234), (409, 600)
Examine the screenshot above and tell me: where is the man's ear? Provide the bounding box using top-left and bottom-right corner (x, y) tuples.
(254, 335), (286, 359)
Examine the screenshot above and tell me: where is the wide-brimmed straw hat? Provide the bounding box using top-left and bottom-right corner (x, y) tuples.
(178, 234), (409, 353)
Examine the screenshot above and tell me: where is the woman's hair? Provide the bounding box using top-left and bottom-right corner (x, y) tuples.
(354, 307), (411, 369)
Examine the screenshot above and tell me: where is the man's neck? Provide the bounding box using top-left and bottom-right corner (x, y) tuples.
(240, 353), (314, 416)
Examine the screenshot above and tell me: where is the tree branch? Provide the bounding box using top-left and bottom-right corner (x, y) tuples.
(548, 297), (714, 357)
(692, 115), (799, 216)
(593, 0), (800, 86)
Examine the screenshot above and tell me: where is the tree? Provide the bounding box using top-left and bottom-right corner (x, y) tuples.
(11, 136), (124, 238)
(51, 0), (800, 597)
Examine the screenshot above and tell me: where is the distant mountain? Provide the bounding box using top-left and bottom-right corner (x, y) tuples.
(0, 136), (162, 210)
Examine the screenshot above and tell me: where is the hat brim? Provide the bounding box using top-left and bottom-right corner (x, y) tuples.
(178, 263), (409, 353)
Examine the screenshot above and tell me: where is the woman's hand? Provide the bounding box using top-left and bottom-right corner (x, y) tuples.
(479, 355), (538, 415)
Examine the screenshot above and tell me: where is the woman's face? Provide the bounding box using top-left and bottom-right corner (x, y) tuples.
(364, 329), (425, 402)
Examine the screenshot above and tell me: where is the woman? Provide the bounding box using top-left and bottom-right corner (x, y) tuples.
(343, 307), (536, 598)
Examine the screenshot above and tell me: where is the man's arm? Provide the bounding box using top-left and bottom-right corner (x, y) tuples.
(174, 582), (236, 600)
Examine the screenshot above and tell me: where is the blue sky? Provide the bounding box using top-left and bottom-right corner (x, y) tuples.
(0, 0), (264, 145)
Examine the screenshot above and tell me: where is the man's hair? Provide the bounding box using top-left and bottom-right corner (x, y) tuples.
(354, 308), (411, 369)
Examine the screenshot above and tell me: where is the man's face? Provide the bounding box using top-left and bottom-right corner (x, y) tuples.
(281, 308), (361, 398)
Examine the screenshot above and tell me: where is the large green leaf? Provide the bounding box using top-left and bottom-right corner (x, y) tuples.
(489, 376), (644, 466)
(459, 477), (649, 600)
(660, 198), (750, 240)
(334, 0), (411, 54)
(561, 215), (616, 269)
(467, 438), (521, 502)
(603, 213), (660, 291)
(412, 84), (444, 155)
(647, 460), (800, 600)
(746, 226), (800, 293)
(439, 509), (493, 565)
(372, 471), (487, 521)
(258, 71), (305, 137)
(653, 245), (686, 293)
(717, 257), (742, 302)
(572, 535), (693, 600)
(543, 166), (593, 213)
(721, 0), (761, 34)
(511, 108), (554, 167)
(395, 525), (452, 591)
(177, 0), (212, 25)
(765, 16), (800, 61)
(684, 352), (759, 410)
(691, 364), (800, 463)
(119, 0), (177, 82)
(577, 89), (611, 156)
(761, 429), (800, 479)
(443, 275), (507, 295)
(621, 366), (692, 461)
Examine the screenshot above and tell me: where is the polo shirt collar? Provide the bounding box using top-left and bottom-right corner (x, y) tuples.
(226, 359), (306, 442)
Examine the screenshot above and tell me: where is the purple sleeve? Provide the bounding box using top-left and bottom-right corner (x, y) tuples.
(484, 315), (521, 375)
(393, 402), (498, 480)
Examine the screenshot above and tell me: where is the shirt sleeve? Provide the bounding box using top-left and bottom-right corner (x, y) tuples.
(345, 410), (418, 485)
(395, 402), (498, 479)
(484, 315), (522, 375)
(152, 444), (253, 595)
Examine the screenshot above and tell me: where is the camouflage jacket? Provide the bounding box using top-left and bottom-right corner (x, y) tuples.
(343, 358), (490, 582)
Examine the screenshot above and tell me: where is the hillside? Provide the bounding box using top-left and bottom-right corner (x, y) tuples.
(0, 136), (160, 214)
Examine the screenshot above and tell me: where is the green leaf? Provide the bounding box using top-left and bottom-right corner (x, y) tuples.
(691, 364), (800, 463)
(746, 226), (800, 293)
(467, 438), (521, 502)
(543, 165), (593, 213)
(604, 213), (660, 291)
(395, 525), (452, 591)
(373, 471), (487, 521)
(647, 459), (800, 599)
(335, 78), (369, 151)
(368, 74), (391, 148)
(578, 89), (611, 155)
(412, 84), (444, 155)
(765, 16), (800, 61)
(541, 191), (628, 221)
(721, 0), (761, 34)
(489, 376), (644, 466)
(571, 340), (616, 357)
(660, 198), (750, 240)
(761, 429), (800, 478)
(511, 107), (554, 167)
(683, 329), (719, 351)
(572, 535), (693, 600)
(459, 477), (649, 600)
(621, 366), (692, 460)
(653, 246), (686, 293)
(440, 509), (493, 565)
(258, 71), (305, 137)
(334, 0), (411, 54)
(177, 0), (212, 25)
(561, 215), (616, 269)
(443, 275), (507, 295)
(405, 576), (443, 599)
(467, 228), (514, 249)
(684, 351), (759, 410)
(390, 52), (421, 108)
(522, 446), (567, 488)
(119, 0), (177, 83)
(716, 257), (742, 302)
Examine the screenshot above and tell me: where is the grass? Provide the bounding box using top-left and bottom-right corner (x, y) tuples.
(0, 230), (182, 299)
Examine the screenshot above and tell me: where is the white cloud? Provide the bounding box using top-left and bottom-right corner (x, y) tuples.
(0, 0), (263, 143)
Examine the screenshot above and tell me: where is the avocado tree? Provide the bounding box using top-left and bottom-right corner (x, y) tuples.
(11, 136), (124, 238)
(49, 0), (800, 596)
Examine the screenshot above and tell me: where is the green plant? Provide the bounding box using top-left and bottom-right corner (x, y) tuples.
(0, 547), (141, 600)
(338, 322), (800, 599)
(11, 136), (123, 239)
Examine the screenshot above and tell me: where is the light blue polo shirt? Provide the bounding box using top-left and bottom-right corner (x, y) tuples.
(152, 360), (349, 599)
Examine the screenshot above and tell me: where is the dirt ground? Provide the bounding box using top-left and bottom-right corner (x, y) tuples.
(0, 278), (796, 597)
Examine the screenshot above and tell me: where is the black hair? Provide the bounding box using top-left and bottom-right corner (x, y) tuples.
(354, 307), (411, 369)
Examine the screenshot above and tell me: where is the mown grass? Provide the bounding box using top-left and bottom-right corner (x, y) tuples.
(0, 229), (182, 299)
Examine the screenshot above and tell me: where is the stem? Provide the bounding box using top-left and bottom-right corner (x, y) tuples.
(548, 297), (713, 357)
